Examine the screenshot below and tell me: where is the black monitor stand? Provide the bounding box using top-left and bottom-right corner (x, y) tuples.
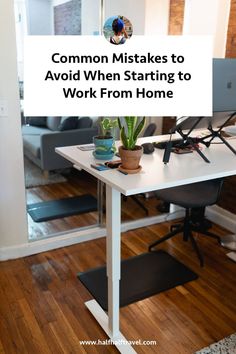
(163, 112), (236, 164)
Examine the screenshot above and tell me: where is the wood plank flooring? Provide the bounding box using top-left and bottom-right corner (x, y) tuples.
(26, 161), (236, 241)
(0, 221), (235, 353)
(218, 175), (236, 214)
(26, 170), (160, 240)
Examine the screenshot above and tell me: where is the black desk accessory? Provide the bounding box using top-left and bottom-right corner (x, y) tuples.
(154, 139), (183, 149)
(104, 160), (122, 168)
(142, 142), (155, 154)
(162, 140), (173, 164)
(163, 112), (236, 164)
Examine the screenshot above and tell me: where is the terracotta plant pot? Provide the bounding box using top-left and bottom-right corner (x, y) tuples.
(119, 145), (143, 172)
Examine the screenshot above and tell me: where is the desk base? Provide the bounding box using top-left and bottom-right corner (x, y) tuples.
(79, 251), (198, 311)
(86, 300), (136, 353)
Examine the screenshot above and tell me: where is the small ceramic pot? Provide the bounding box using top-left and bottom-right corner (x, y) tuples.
(93, 136), (115, 160)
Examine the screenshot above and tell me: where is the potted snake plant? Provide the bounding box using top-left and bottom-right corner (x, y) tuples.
(93, 118), (118, 160)
(118, 116), (146, 173)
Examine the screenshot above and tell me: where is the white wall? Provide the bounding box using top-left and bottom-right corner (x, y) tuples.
(14, 0), (28, 80)
(0, 0), (28, 249)
(145, 0), (170, 35)
(183, 0), (231, 58)
(105, 0), (145, 35)
(27, 0), (53, 35)
(81, 0), (100, 35)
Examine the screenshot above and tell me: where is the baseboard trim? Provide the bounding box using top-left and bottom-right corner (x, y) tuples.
(121, 210), (183, 232)
(0, 227), (106, 261)
(2, 205), (233, 261)
(0, 211), (183, 261)
(206, 205), (236, 233)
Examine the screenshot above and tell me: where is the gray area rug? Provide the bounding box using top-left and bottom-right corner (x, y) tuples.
(24, 157), (67, 188)
(196, 333), (236, 354)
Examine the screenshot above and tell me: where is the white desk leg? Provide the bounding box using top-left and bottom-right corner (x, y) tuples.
(85, 185), (137, 353)
(106, 185), (121, 337)
(97, 180), (104, 226)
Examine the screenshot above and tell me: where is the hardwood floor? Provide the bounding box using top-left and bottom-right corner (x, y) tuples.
(26, 142), (236, 241)
(26, 170), (98, 240)
(0, 221), (235, 353)
(26, 169), (160, 240)
(218, 176), (236, 214)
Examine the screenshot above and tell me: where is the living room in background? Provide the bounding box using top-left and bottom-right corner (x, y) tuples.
(16, 0), (168, 242)
(15, 0), (105, 241)
(3, 0), (235, 256)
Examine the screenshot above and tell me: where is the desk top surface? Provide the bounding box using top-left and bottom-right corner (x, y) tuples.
(56, 135), (236, 196)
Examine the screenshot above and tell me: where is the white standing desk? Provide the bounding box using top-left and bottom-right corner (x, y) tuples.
(56, 135), (236, 354)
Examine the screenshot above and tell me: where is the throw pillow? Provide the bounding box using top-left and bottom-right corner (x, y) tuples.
(46, 117), (61, 131)
(77, 117), (93, 129)
(58, 117), (78, 131)
(27, 117), (47, 126)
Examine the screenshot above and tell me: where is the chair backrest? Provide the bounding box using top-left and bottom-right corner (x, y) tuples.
(143, 123), (157, 137)
(188, 178), (224, 206)
(155, 178), (224, 209)
(186, 178), (224, 206)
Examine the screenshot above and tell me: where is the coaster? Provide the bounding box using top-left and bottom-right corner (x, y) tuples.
(118, 165), (142, 174)
(92, 151), (114, 160)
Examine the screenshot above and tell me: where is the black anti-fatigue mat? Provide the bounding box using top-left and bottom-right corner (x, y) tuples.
(78, 250), (198, 311)
(27, 194), (97, 222)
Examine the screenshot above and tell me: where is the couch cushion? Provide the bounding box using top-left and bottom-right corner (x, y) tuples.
(22, 125), (51, 136)
(46, 117), (61, 131)
(27, 117), (47, 127)
(23, 135), (41, 158)
(77, 117), (93, 129)
(58, 117), (78, 131)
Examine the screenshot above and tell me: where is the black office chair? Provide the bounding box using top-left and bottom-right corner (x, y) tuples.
(149, 178), (224, 266)
(143, 123), (157, 137)
(123, 123), (157, 215)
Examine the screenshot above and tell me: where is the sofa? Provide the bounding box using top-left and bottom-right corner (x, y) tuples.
(22, 116), (98, 174)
